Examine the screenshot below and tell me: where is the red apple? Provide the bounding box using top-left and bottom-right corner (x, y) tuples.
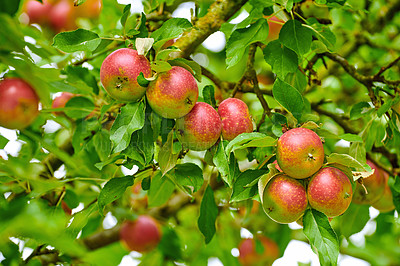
(276, 127), (324, 179)
(52, 92), (75, 115)
(176, 102), (222, 151)
(49, 0), (77, 32)
(100, 48), (151, 102)
(0, 78), (39, 130)
(267, 16), (284, 40)
(24, 0), (53, 25)
(218, 98), (253, 141)
(119, 215), (162, 253)
(307, 167), (353, 217)
(353, 160), (385, 205)
(75, 0), (102, 19)
(372, 170), (395, 212)
(146, 66), (199, 119)
(238, 235), (280, 266)
(262, 174), (308, 224)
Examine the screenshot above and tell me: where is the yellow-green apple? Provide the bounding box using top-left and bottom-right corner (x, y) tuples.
(100, 48), (151, 102)
(0, 78), (39, 130)
(262, 174), (308, 224)
(238, 235), (280, 266)
(353, 160), (385, 205)
(218, 98), (253, 141)
(372, 170), (395, 212)
(276, 127), (324, 179)
(307, 167), (353, 217)
(146, 66), (198, 119)
(176, 102), (222, 151)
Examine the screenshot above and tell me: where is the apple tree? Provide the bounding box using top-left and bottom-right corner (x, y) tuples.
(1, 0), (400, 265)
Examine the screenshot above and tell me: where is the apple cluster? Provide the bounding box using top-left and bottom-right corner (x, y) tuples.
(99, 48), (254, 151)
(23, 0), (102, 32)
(262, 127), (353, 224)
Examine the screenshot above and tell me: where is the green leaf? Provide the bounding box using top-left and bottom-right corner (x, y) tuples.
(202, 85), (216, 107)
(110, 102), (146, 153)
(52, 29), (101, 53)
(349, 102), (373, 120)
(307, 18), (336, 51)
(198, 185), (218, 244)
(98, 176), (134, 214)
(72, 118), (100, 153)
(326, 153), (368, 171)
(64, 96), (95, 119)
(303, 209), (339, 266)
(137, 72), (152, 87)
(226, 18), (269, 68)
(148, 171), (175, 207)
(158, 130), (180, 176)
(349, 142), (367, 166)
(279, 20), (313, 56)
(158, 227), (182, 260)
(168, 163), (204, 194)
(0, 135), (9, 149)
(225, 132), (277, 155)
(120, 4), (131, 28)
(338, 133), (363, 143)
(231, 170), (265, 202)
(272, 78), (305, 120)
(156, 46), (181, 61)
(152, 18), (192, 49)
(213, 141), (232, 187)
(151, 61), (172, 73)
(263, 40), (298, 78)
(65, 66), (99, 94)
(168, 58), (202, 82)
(338, 203), (370, 238)
(377, 98), (394, 117)
(93, 130), (111, 162)
(0, 0), (20, 16)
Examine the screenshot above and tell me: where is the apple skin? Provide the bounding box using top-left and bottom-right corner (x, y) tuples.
(0, 78), (39, 130)
(52, 92), (75, 115)
(146, 66), (198, 119)
(49, 0), (77, 32)
(176, 102), (222, 151)
(262, 174), (308, 224)
(25, 0), (53, 25)
(276, 127), (324, 179)
(218, 98), (253, 141)
(119, 215), (162, 253)
(353, 160), (385, 205)
(100, 48), (151, 102)
(307, 167), (353, 217)
(372, 170), (395, 212)
(75, 0), (102, 19)
(238, 236), (280, 266)
(267, 16), (284, 40)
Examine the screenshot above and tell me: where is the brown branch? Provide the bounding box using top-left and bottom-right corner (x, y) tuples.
(374, 56), (400, 78)
(83, 225), (121, 250)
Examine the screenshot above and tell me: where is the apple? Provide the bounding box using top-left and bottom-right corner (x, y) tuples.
(119, 215), (162, 252)
(146, 66), (199, 119)
(262, 174), (308, 224)
(100, 48), (151, 102)
(218, 98), (253, 141)
(52, 92), (75, 115)
(176, 102), (222, 151)
(276, 127), (324, 179)
(307, 167), (353, 217)
(49, 0), (77, 32)
(352, 160), (385, 205)
(267, 16), (284, 40)
(130, 183), (148, 211)
(238, 235), (280, 266)
(0, 78), (39, 130)
(24, 0), (53, 25)
(75, 0), (102, 19)
(372, 170), (395, 212)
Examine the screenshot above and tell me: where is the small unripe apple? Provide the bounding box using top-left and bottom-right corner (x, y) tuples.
(262, 174), (308, 224)
(119, 215), (162, 253)
(146, 66), (199, 119)
(307, 167), (353, 217)
(276, 127), (324, 179)
(372, 170), (395, 212)
(0, 78), (39, 130)
(176, 102), (222, 151)
(218, 98), (253, 141)
(52, 92), (75, 115)
(353, 160), (385, 205)
(24, 0), (53, 25)
(49, 0), (77, 32)
(100, 48), (151, 102)
(238, 235), (280, 266)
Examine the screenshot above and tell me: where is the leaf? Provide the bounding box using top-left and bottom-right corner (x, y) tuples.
(198, 185), (218, 244)
(226, 18), (269, 68)
(377, 98), (394, 117)
(202, 85), (216, 107)
(148, 171), (175, 207)
(349, 142), (367, 166)
(0, 135), (9, 149)
(272, 78), (305, 120)
(158, 130), (180, 176)
(136, 38), (154, 55)
(64, 96), (95, 119)
(151, 60), (172, 73)
(338, 133), (363, 143)
(307, 18), (336, 51)
(168, 163), (204, 194)
(263, 40), (298, 78)
(326, 153), (369, 171)
(339, 204), (370, 237)
(52, 29), (101, 53)
(158, 227), (182, 260)
(110, 102), (145, 153)
(98, 176), (134, 214)
(151, 18), (192, 49)
(168, 58), (202, 82)
(279, 20), (313, 56)
(0, 0), (20, 16)
(120, 4), (131, 28)
(231, 170), (265, 202)
(349, 102), (373, 120)
(225, 132), (276, 155)
(303, 209), (339, 266)
(213, 141), (232, 187)
(65, 66), (99, 94)
(285, 69), (307, 94)
(156, 46), (181, 61)
(93, 130), (111, 162)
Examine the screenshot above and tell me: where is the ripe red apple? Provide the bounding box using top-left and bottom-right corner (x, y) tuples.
(176, 102), (222, 151)
(276, 127), (324, 179)
(307, 167), (353, 217)
(119, 215), (162, 253)
(352, 160), (385, 205)
(100, 48), (151, 102)
(238, 235), (280, 266)
(372, 170), (395, 212)
(262, 174), (308, 224)
(146, 66), (198, 119)
(24, 0), (53, 25)
(52, 92), (75, 115)
(267, 16), (284, 40)
(49, 0), (77, 32)
(0, 78), (39, 130)
(218, 98), (253, 141)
